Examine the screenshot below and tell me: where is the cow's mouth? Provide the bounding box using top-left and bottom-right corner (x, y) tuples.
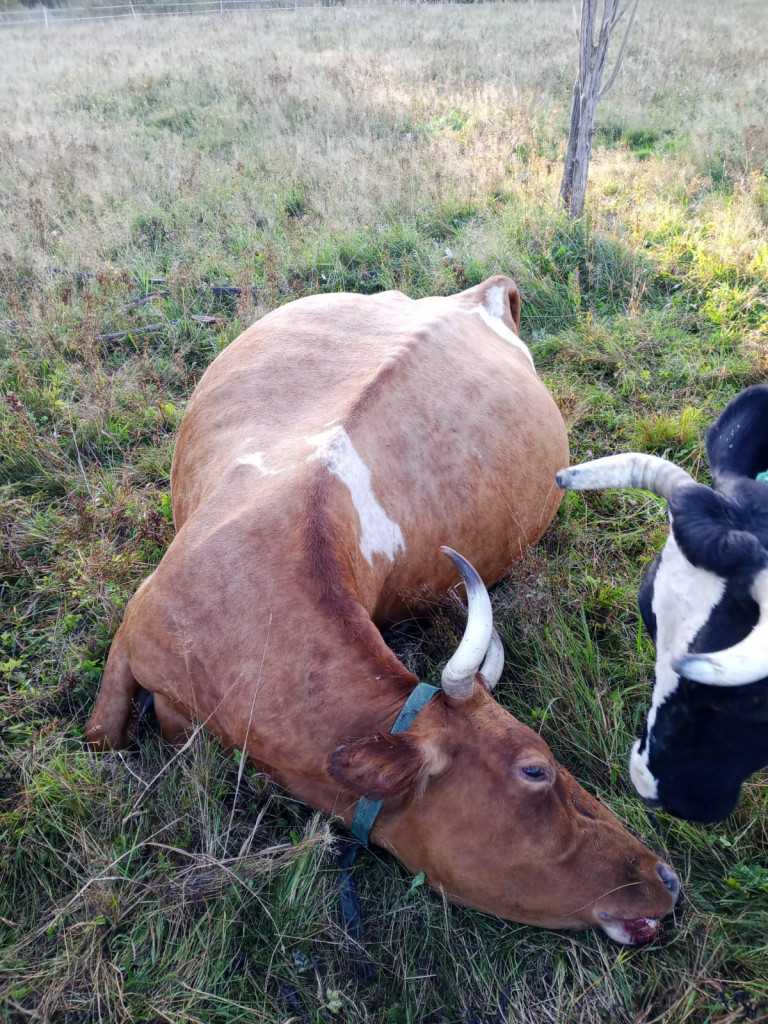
(597, 912), (661, 946)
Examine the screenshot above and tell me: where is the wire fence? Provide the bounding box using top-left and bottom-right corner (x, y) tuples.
(0, 0), (495, 29)
(1, 0), (302, 27)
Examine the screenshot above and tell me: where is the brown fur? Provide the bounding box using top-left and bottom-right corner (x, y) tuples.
(86, 277), (677, 937)
(330, 732), (432, 801)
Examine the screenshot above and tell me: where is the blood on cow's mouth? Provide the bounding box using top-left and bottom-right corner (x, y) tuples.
(597, 912), (661, 946)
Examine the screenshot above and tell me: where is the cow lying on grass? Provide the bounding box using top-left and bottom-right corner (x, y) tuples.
(558, 385), (768, 822)
(87, 277), (678, 942)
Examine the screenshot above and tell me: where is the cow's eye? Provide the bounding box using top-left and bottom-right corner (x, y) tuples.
(520, 765), (548, 782)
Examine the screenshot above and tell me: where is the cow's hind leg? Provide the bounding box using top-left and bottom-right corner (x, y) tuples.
(85, 626), (142, 750)
(153, 693), (194, 746)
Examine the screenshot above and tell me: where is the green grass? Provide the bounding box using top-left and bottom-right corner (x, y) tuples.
(1, 0), (768, 1020)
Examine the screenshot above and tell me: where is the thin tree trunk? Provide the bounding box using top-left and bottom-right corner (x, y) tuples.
(559, 0), (639, 219)
(560, 81), (599, 218)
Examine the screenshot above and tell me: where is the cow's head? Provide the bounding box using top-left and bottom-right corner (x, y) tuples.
(557, 385), (768, 822)
(331, 549), (679, 943)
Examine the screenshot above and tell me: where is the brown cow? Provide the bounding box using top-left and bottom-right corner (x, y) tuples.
(86, 276), (679, 943)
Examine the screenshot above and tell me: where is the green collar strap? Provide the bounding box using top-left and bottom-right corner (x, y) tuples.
(349, 682), (440, 847)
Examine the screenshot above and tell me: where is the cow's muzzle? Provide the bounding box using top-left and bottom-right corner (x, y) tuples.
(656, 861), (681, 903)
(595, 860), (679, 945)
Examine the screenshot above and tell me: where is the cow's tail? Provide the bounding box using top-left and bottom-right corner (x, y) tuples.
(85, 625), (142, 750)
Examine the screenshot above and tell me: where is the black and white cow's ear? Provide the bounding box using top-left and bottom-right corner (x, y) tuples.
(706, 385), (768, 482)
(668, 485), (768, 579)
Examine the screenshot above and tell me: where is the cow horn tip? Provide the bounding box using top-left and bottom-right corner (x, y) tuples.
(440, 546), (484, 591)
(674, 654), (720, 685)
(440, 545), (466, 571)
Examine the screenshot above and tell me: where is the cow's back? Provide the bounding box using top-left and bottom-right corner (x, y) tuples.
(170, 289), (415, 525)
(171, 277), (568, 620)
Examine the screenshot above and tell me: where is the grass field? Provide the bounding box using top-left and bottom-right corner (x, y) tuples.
(1, 0), (768, 1021)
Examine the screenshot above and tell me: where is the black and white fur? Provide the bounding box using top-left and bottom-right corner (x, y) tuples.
(561, 386), (768, 823)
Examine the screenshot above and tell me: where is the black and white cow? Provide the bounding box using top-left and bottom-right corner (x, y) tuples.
(557, 385), (768, 823)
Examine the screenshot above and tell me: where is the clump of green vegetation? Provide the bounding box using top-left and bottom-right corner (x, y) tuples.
(282, 179), (312, 218)
(595, 123), (669, 160)
(632, 406), (706, 456)
(1, 1), (768, 1021)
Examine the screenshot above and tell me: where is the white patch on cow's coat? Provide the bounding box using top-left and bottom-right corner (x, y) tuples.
(472, 285), (534, 368)
(306, 426), (405, 565)
(628, 521), (725, 790)
(237, 451), (292, 475)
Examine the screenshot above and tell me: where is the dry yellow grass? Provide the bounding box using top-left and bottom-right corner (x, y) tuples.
(0, 0), (766, 280)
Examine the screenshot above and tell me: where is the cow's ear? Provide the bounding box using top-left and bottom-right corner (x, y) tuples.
(706, 385), (768, 481)
(669, 484), (768, 578)
(330, 732), (436, 800)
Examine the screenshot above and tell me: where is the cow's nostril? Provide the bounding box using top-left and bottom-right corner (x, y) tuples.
(656, 862), (680, 904)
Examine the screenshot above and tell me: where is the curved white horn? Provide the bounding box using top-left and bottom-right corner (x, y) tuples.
(440, 546), (493, 700)
(674, 568), (768, 687)
(479, 628), (504, 691)
(556, 453), (693, 501)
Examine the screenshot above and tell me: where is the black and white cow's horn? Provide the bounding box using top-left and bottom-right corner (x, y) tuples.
(440, 546), (494, 700)
(556, 453), (694, 501)
(675, 569), (768, 687)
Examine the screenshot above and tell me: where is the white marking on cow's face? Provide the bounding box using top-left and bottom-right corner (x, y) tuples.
(629, 520), (725, 790)
(629, 738), (658, 800)
(306, 426), (405, 566)
(647, 524), (725, 723)
(676, 566), (768, 686)
(472, 285), (534, 369)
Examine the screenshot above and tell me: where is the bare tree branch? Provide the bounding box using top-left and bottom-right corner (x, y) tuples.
(609, 0), (636, 31)
(600, 0), (640, 100)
